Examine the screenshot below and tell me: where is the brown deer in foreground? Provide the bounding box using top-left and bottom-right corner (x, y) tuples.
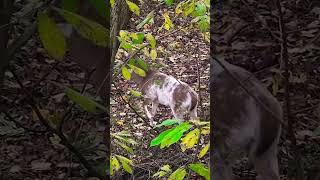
(131, 69), (198, 125)
(210, 57), (282, 180)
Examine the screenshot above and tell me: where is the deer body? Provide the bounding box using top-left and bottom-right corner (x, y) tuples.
(211, 58), (282, 180)
(132, 70), (198, 125)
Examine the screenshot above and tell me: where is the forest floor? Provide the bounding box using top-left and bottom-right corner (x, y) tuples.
(111, 1), (210, 179)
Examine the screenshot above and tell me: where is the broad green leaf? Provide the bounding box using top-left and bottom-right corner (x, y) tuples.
(150, 128), (174, 147)
(163, 12), (174, 31)
(120, 41), (133, 51)
(110, 156), (120, 175)
(136, 58), (148, 71)
(155, 119), (180, 128)
(130, 89), (142, 97)
(181, 128), (200, 151)
(115, 140), (134, 154)
(128, 64), (146, 77)
(165, 0), (174, 6)
(126, 0), (140, 16)
(195, 2), (206, 16)
(121, 66), (131, 80)
(314, 126), (320, 136)
(150, 49), (157, 61)
(188, 163), (210, 180)
(198, 16), (209, 32)
(146, 33), (156, 49)
(131, 32), (145, 44)
(89, 0), (109, 18)
(136, 10), (154, 29)
(168, 167), (186, 180)
(37, 12), (66, 60)
(65, 87), (106, 113)
(53, 7), (109, 47)
(61, 0), (78, 12)
(160, 122), (192, 148)
(198, 143), (210, 158)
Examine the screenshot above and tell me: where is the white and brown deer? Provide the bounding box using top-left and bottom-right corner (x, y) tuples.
(211, 57), (282, 180)
(131, 69), (198, 125)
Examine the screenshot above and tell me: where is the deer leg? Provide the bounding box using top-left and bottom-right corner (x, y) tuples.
(189, 104), (198, 120)
(143, 99), (153, 120)
(151, 101), (159, 117)
(171, 105), (184, 124)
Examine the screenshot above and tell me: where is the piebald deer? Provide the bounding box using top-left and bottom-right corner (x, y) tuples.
(211, 57), (282, 180)
(131, 69), (198, 125)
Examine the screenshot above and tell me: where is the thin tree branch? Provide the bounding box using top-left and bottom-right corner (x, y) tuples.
(274, 0), (304, 179)
(9, 67), (106, 180)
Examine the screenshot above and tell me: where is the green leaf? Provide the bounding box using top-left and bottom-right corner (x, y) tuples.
(188, 163), (210, 180)
(150, 49), (157, 61)
(150, 128), (174, 147)
(65, 87), (106, 113)
(198, 143), (210, 158)
(114, 140), (134, 154)
(130, 89), (142, 97)
(131, 32), (145, 44)
(116, 155), (133, 174)
(128, 64), (146, 77)
(183, 1), (195, 17)
(53, 7), (109, 47)
(165, 0), (174, 6)
(160, 122), (192, 148)
(146, 33), (156, 49)
(126, 0), (140, 16)
(120, 41), (133, 51)
(121, 66), (131, 80)
(155, 119), (181, 128)
(110, 155), (120, 175)
(61, 0), (78, 12)
(314, 126), (320, 136)
(89, 0), (109, 18)
(163, 12), (174, 31)
(136, 58), (148, 71)
(136, 10), (154, 29)
(168, 167), (186, 180)
(198, 16), (209, 32)
(195, 2), (206, 16)
(37, 12), (66, 60)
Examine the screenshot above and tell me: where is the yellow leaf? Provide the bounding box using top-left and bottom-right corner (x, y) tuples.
(150, 49), (157, 61)
(198, 143), (209, 158)
(181, 128), (200, 151)
(126, 0), (140, 16)
(110, 155), (120, 175)
(163, 12), (174, 31)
